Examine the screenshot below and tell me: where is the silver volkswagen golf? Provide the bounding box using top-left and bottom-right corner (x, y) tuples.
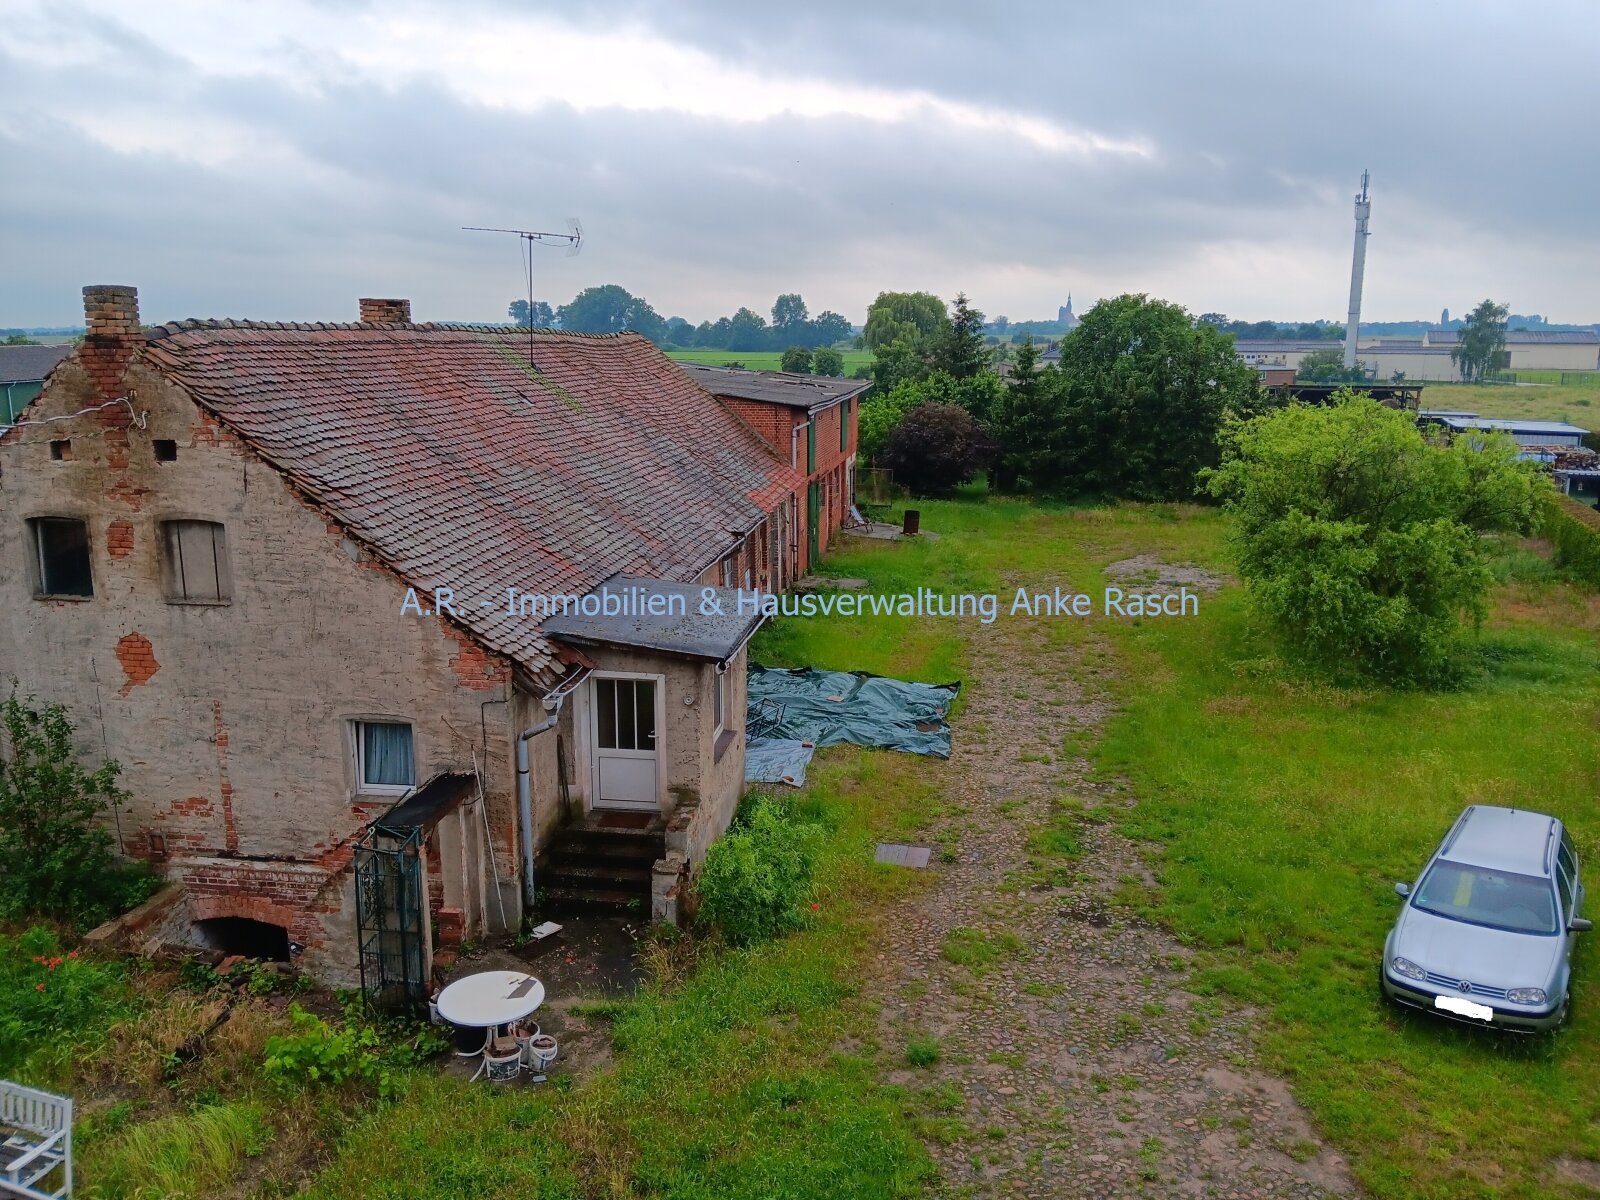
(1382, 805), (1589, 1031)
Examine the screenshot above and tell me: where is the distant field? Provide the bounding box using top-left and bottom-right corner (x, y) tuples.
(1419, 380), (1598, 426)
(666, 348), (874, 375)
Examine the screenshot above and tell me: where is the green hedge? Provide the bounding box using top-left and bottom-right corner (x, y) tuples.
(1540, 491), (1600, 588)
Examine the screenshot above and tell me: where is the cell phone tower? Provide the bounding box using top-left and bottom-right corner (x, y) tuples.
(1343, 171), (1371, 369)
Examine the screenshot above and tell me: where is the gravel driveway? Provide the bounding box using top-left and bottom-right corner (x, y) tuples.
(869, 592), (1358, 1198)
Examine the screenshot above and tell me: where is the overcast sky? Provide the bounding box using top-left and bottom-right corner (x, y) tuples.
(4, 0), (1597, 329)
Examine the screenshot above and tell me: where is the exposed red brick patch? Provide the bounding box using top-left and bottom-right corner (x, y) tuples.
(213, 701), (239, 853)
(106, 519), (135, 559)
(106, 477), (151, 511)
(442, 621), (511, 691)
(115, 632), (159, 696)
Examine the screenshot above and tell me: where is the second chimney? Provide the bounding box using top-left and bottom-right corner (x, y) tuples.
(358, 298), (411, 324)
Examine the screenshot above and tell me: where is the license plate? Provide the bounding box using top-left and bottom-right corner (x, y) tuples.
(1435, 994), (1494, 1021)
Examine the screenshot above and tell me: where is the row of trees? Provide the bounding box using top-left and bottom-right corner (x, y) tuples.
(860, 292), (1264, 500)
(508, 288), (852, 351)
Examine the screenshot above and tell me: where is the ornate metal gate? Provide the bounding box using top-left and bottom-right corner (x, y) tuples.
(354, 823), (427, 1013)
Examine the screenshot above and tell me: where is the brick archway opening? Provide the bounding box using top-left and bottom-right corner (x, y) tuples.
(194, 916), (291, 962)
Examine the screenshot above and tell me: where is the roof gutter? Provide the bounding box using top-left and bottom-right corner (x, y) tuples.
(515, 665), (591, 914)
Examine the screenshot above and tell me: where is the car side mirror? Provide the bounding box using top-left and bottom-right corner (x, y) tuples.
(1394, 882), (1411, 898)
(1571, 917), (1593, 933)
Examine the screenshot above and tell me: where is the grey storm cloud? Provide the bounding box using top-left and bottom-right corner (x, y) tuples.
(2, 0), (1597, 328)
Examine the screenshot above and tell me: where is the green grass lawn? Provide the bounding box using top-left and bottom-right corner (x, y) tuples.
(1090, 544), (1600, 1198)
(21, 491), (1599, 1198)
(666, 348), (874, 375)
(1422, 380), (1598, 427)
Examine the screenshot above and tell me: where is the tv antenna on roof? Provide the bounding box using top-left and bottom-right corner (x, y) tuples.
(463, 219), (583, 366)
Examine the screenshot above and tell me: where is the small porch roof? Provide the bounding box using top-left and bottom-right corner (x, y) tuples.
(377, 771), (475, 835)
(542, 574), (763, 664)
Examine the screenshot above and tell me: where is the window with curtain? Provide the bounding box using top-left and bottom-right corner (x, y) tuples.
(357, 721), (415, 792)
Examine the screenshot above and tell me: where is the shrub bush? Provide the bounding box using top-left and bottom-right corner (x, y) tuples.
(1206, 395), (1546, 685)
(696, 797), (822, 945)
(1539, 492), (1600, 588)
(0, 690), (159, 928)
(881, 402), (991, 496)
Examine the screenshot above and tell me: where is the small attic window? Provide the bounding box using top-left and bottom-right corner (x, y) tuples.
(154, 439), (177, 462)
(49, 439), (71, 461)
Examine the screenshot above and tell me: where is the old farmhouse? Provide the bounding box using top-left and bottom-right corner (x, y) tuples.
(0, 285), (808, 996)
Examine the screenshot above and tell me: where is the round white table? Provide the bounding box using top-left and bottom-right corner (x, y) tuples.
(435, 970), (546, 1029)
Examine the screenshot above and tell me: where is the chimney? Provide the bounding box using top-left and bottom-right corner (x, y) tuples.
(358, 297), (411, 324)
(84, 285), (140, 341)
(80, 285), (142, 399)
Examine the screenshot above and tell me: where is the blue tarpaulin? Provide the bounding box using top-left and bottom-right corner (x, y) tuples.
(746, 665), (960, 768)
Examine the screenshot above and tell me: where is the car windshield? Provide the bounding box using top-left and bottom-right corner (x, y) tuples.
(1412, 860), (1559, 935)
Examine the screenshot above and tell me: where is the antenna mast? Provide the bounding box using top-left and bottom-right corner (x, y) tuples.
(1343, 171), (1371, 370)
(463, 221), (583, 366)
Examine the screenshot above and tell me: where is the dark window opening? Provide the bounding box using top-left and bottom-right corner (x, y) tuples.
(49, 439), (71, 461)
(30, 517), (93, 597)
(154, 439), (178, 462)
(194, 916), (291, 962)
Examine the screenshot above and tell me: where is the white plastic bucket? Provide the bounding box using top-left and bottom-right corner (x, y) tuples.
(527, 1033), (558, 1073)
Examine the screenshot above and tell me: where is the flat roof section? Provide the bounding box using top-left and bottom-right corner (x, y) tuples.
(542, 575), (763, 663)
(679, 363), (872, 411)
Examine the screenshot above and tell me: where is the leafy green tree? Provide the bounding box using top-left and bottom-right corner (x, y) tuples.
(1205, 393), (1547, 685)
(3, 334), (41, 346)
(870, 335), (927, 394)
(810, 311), (852, 347)
(771, 293), (809, 341)
(1045, 294), (1260, 499)
(557, 285), (666, 342)
(931, 292), (987, 379)
(1451, 299), (1510, 383)
(990, 315), (1010, 334)
(507, 299), (555, 328)
(989, 337), (1062, 491)
(863, 291), (948, 352)
(698, 317), (733, 349)
(0, 691), (156, 928)
(1296, 347), (1370, 383)
(811, 347), (844, 377)
(857, 379), (927, 463)
(881, 402), (990, 496)
(664, 316), (693, 346)
(780, 346), (813, 373)
(728, 307), (769, 351)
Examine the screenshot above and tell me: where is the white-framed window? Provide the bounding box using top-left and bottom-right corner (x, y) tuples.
(162, 519), (231, 603)
(713, 665), (728, 734)
(354, 720), (415, 794)
(29, 516), (93, 598)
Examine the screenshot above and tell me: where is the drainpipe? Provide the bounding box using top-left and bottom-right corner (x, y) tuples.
(515, 669), (589, 912)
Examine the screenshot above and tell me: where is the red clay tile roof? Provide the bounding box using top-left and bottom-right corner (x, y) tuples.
(141, 322), (803, 686)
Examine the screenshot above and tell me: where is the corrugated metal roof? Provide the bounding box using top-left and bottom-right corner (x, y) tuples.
(1427, 329), (1600, 345)
(1438, 417), (1590, 436)
(141, 322), (804, 686)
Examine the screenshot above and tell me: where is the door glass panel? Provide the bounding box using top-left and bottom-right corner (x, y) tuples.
(616, 680), (637, 751)
(1558, 862), (1576, 917)
(596, 679), (617, 749)
(635, 681), (656, 749)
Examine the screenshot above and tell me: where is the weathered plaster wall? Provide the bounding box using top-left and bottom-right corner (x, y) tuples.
(0, 331), (527, 981)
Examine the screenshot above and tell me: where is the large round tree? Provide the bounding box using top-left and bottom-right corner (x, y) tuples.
(1043, 294), (1260, 500)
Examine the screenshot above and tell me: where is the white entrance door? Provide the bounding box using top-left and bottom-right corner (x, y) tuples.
(590, 675), (661, 810)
